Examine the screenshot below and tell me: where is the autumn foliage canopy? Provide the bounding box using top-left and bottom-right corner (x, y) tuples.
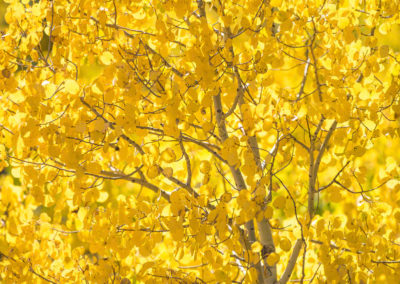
(1, 0), (400, 283)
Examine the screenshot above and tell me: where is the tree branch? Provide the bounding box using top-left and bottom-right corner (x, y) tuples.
(29, 267), (57, 284)
(313, 120), (337, 179)
(179, 134), (192, 187)
(318, 161), (350, 192)
(213, 91), (264, 283)
(80, 96), (145, 155)
(279, 239), (303, 284)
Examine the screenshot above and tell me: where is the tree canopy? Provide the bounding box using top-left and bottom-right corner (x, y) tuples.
(1, 0), (400, 283)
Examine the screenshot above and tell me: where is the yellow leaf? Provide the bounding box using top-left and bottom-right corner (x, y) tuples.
(263, 120), (273, 131)
(64, 79), (80, 95)
(273, 195), (286, 209)
(379, 45), (389, 58)
(279, 237), (291, 252)
(266, 252), (280, 266)
(363, 120), (376, 130)
(330, 187), (342, 203)
(0, 237), (10, 255)
(86, 162), (101, 174)
(379, 22), (391, 35)
(199, 160), (211, 174)
(352, 146), (366, 157)
(97, 191), (109, 203)
(99, 51), (115, 65)
(161, 148), (176, 162)
(221, 192), (232, 203)
(264, 206), (273, 219)
(255, 62), (268, 74)
(251, 241), (263, 253)
(76, 121), (87, 133)
(8, 215), (21, 235)
(394, 210), (400, 222)
(163, 167), (173, 178)
(337, 17), (349, 29)
(147, 165), (159, 179)
(270, 0), (283, 6)
(166, 218), (184, 241)
(202, 121), (214, 133)
(215, 270), (228, 282)
(93, 119), (107, 132)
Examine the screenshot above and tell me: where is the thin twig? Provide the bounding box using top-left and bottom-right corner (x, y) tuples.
(179, 133), (192, 187)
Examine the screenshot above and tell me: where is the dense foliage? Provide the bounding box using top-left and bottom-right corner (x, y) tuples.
(1, 0), (400, 283)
